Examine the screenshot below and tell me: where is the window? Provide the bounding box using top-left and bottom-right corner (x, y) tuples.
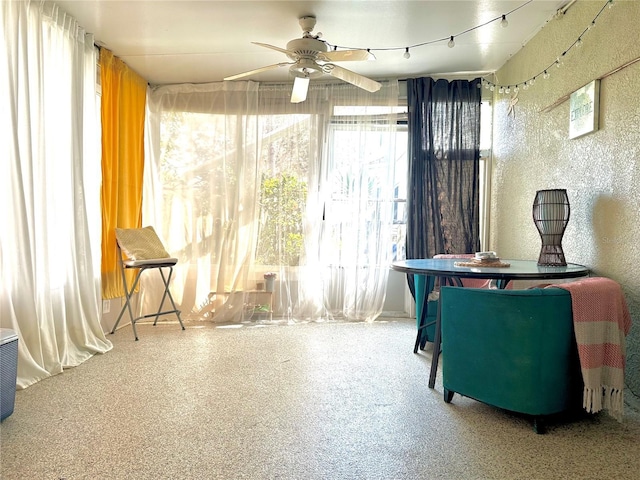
(325, 106), (408, 265)
(255, 115), (311, 266)
(479, 101), (493, 249)
(253, 106), (408, 268)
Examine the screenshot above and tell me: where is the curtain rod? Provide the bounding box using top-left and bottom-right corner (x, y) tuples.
(540, 55), (640, 113)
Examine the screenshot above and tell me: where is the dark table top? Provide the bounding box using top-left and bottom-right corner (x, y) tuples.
(391, 258), (590, 282)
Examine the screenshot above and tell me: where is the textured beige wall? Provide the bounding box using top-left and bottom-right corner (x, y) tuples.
(490, 0), (640, 402)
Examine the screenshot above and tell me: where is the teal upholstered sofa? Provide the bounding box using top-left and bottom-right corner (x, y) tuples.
(439, 286), (584, 433)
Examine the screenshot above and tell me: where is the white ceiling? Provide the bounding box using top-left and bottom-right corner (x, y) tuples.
(55, 0), (568, 86)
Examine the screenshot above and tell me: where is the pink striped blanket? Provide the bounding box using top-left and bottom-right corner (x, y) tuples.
(551, 277), (632, 421)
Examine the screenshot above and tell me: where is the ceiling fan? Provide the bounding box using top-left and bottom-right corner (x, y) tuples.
(224, 16), (381, 103)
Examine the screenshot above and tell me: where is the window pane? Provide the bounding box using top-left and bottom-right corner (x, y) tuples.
(255, 115), (311, 266)
(326, 119), (407, 265)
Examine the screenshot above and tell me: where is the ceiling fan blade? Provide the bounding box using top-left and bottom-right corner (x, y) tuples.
(224, 63), (291, 81)
(323, 64), (382, 93)
(290, 76), (310, 103)
(320, 49), (374, 62)
(252, 42), (296, 57)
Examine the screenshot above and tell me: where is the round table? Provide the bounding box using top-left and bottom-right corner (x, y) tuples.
(391, 258), (590, 388)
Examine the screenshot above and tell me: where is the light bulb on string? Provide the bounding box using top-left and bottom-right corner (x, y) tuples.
(468, 0), (614, 96)
(317, 0), (613, 89)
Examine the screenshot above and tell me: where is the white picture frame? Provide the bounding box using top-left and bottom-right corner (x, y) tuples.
(569, 79), (600, 139)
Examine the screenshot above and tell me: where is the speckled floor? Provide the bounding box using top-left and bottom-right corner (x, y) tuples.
(2, 318), (640, 480)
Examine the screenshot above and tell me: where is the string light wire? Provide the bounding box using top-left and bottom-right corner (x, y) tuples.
(322, 0), (615, 96)
(324, 0), (534, 54)
(483, 0), (615, 94)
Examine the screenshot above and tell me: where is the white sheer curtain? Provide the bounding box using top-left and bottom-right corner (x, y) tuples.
(308, 83), (399, 321)
(144, 81), (262, 322)
(143, 79), (398, 323)
(1, 1), (111, 388)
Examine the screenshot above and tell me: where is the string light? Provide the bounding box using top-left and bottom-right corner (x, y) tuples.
(325, 2), (527, 56)
(483, 0), (614, 94)
(322, 0), (613, 97)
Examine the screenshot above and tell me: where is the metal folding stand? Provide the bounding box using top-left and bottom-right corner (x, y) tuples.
(111, 244), (185, 341)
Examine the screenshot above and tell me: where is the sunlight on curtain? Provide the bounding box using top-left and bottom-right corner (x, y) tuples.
(144, 82), (261, 322)
(143, 80), (398, 324)
(317, 88), (399, 321)
(100, 48), (148, 300)
(0, 1), (112, 388)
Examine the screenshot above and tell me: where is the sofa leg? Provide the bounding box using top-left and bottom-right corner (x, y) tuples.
(533, 417), (546, 434)
(444, 388), (454, 403)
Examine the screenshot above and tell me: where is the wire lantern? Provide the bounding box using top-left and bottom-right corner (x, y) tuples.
(532, 189), (570, 266)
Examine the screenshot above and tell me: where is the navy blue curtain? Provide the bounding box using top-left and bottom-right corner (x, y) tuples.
(405, 77), (482, 292)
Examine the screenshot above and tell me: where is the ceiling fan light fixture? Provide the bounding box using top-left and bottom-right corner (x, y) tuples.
(226, 16), (379, 97)
(291, 76), (310, 103)
(289, 59), (323, 79)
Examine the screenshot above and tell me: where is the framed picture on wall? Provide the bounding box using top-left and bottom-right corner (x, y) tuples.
(569, 79), (600, 139)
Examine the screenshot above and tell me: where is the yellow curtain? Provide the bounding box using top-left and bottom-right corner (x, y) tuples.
(100, 48), (148, 299)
